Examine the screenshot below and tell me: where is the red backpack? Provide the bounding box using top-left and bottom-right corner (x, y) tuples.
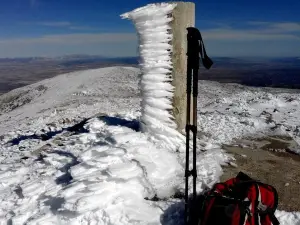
(196, 172), (279, 225)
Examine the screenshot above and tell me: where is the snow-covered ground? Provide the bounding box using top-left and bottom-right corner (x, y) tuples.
(0, 67), (299, 224)
(198, 81), (300, 153)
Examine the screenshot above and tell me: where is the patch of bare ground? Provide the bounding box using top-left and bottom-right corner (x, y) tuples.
(221, 136), (300, 212)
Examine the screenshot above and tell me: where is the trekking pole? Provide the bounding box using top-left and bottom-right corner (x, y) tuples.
(191, 29), (200, 204)
(185, 27), (200, 225)
(185, 30), (192, 225)
(185, 27), (213, 225)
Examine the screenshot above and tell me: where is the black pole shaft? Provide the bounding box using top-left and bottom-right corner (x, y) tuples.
(192, 66), (198, 201)
(185, 59), (192, 225)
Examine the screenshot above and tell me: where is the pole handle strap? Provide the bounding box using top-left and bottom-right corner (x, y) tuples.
(186, 27), (213, 70)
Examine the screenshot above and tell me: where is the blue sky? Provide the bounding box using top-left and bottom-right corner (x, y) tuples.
(0, 0), (299, 58)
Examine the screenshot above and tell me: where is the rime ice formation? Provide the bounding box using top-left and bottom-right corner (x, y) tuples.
(121, 3), (185, 151)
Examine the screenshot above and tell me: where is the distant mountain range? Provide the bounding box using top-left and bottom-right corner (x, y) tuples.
(209, 57), (300, 68)
(0, 55), (139, 95)
(0, 55), (299, 95)
(200, 57), (300, 89)
(1, 55), (299, 69)
(0, 55), (139, 65)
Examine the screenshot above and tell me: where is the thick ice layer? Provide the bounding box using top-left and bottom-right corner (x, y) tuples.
(121, 3), (185, 151)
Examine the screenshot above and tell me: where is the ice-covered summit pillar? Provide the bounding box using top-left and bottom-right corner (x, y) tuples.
(121, 2), (195, 150)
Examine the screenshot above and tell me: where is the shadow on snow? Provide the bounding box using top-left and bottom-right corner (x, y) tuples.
(7, 114), (140, 146)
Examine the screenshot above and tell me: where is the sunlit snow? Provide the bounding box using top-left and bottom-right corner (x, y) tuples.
(0, 2), (299, 225)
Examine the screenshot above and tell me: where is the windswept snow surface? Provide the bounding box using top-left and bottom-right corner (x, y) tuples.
(0, 67), (300, 224)
(0, 66), (231, 224)
(198, 81), (300, 153)
(0, 66), (140, 136)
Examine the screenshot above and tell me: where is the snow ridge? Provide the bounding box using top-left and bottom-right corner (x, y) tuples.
(121, 3), (185, 151)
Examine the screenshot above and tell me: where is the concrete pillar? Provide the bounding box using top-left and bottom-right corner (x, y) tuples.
(170, 2), (195, 131)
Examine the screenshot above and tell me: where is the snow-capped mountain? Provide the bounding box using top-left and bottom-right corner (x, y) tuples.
(0, 66), (299, 224)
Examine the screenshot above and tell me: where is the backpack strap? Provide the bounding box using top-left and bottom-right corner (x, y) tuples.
(236, 171), (253, 181)
(234, 173), (280, 225)
(254, 184), (261, 225)
(255, 183), (280, 225)
(269, 212), (280, 225)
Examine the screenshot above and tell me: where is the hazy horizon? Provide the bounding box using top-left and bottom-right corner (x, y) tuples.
(0, 54), (299, 60)
(0, 0), (299, 58)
